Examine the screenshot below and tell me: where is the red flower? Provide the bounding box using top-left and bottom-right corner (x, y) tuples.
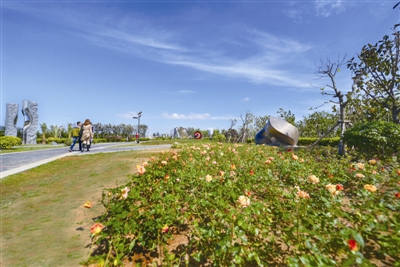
(336, 184), (344, 191)
(249, 170), (255, 175)
(348, 239), (358, 251)
(286, 148), (293, 152)
(395, 192), (400, 198)
(161, 225), (169, 233)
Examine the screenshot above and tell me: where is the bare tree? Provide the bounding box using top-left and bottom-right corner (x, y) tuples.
(312, 55), (354, 154)
(238, 111), (254, 143)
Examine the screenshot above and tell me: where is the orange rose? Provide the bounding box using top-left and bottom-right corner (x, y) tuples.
(136, 165), (146, 175)
(83, 201), (93, 209)
(336, 184), (344, 191)
(355, 173), (365, 179)
(297, 190), (310, 199)
(90, 223), (104, 235)
(364, 184), (377, 192)
(308, 175), (320, 184)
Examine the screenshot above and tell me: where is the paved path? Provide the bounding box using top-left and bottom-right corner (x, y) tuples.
(0, 142), (171, 179)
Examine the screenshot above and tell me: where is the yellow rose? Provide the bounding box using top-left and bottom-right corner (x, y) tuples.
(308, 175), (320, 184)
(364, 184), (377, 192)
(237, 195), (250, 208)
(355, 173), (365, 179)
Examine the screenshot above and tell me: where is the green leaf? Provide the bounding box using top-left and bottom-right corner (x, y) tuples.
(128, 239), (136, 251)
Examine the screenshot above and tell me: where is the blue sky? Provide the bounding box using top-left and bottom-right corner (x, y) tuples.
(1, 1), (398, 136)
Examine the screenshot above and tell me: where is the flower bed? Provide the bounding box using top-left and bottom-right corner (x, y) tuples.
(83, 143), (400, 266)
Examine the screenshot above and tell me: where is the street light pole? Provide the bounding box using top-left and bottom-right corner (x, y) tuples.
(133, 111), (142, 144)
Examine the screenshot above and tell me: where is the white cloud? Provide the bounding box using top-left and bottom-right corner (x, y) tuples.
(162, 112), (236, 120)
(6, 2), (314, 88)
(178, 90), (195, 94)
(241, 97), (250, 102)
(314, 0), (345, 17)
(94, 29), (187, 52)
(210, 116), (237, 120)
(116, 111), (141, 119)
(168, 60), (311, 87)
(284, 9), (302, 20)
(162, 112), (211, 120)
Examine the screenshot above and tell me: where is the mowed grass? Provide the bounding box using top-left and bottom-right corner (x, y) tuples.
(1, 144), (67, 154)
(0, 148), (169, 267)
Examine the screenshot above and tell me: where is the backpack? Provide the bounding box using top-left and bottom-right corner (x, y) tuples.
(79, 127), (84, 138)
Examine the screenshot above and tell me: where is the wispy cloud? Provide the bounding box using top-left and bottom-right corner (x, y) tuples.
(4, 2), (314, 88)
(162, 112), (235, 120)
(161, 90), (196, 96)
(116, 111), (140, 119)
(162, 112), (211, 120)
(94, 29), (187, 52)
(314, 0), (345, 17)
(178, 90), (195, 94)
(241, 97), (250, 102)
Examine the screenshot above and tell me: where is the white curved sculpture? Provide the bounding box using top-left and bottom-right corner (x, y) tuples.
(255, 116), (299, 146)
(22, 100), (38, 145)
(5, 103), (19, 137)
(207, 127), (213, 140)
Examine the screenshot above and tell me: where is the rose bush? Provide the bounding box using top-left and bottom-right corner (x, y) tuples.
(83, 143), (400, 266)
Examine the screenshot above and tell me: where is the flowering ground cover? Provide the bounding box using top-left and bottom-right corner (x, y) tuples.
(84, 143), (400, 266)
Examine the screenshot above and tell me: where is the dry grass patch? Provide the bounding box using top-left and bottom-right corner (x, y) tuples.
(0, 148), (169, 267)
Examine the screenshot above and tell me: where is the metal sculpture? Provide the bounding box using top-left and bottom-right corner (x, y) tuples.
(5, 103), (19, 136)
(194, 131), (202, 139)
(255, 116), (299, 146)
(21, 100), (39, 145)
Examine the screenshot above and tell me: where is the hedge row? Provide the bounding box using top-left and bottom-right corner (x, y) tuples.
(247, 137), (341, 147)
(0, 136), (22, 149)
(36, 137), (151, 145)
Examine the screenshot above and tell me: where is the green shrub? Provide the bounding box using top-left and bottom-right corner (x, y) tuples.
(343, 121), (400, 158)
(0, 136), (22, 149)
(298, 137), (340, 147)
(44, 137), (69, 145)
(85, 142), (400, 266)
(93, 138), (107, 144)
(213, 134), (226, 142)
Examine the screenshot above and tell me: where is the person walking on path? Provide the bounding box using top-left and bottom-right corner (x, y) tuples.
(80, 119), (94, 152)
(69, 121), (82, 152)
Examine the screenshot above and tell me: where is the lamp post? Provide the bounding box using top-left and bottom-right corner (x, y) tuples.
(133, 111), (142, 143)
